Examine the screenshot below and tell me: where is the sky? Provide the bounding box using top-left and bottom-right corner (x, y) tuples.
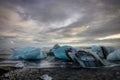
(0, 0), (120, 48)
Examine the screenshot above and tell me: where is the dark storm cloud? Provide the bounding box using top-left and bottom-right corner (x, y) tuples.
(45, 0), (120, 39)
(0, 0), (120, 47)
(76, 14), (120, 39)
(0, 0), (77, 23)
(0, 0), (102, 26)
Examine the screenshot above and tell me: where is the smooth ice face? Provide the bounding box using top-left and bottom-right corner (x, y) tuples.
(9, 47), (46, 60)
(107, 49), (120, 61)
(53, 46), (76, 60)
(103, 47), (115, 54)
(91, 45), (101, 52)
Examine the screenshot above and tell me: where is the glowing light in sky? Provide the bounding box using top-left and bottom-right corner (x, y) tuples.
(96, 33), (120, 40)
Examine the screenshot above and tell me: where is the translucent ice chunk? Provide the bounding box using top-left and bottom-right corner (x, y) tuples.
(15, 62), (24, 68)
(53, 46), (76, 60)
(9, 47), (46, 60)
(41, 74), (52, 80)
(107, 49), (120, 61)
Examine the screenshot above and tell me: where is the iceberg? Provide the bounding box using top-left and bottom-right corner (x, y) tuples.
(91, 45), (101, 52)
(101, 46), (115, 55)
(107, 49), (120, 61)
(91, 45), (106, 59)
(73, 50), (104, 67)
(9, 47), (46, 60)
(48, 44), (60, 56)
(15, 62), (24, 68)
(91, 45), (115, 59)
(41, 74), (52, 80)
(52, 46), (77, 60)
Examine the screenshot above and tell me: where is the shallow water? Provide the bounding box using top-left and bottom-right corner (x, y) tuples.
(0, 56), (120, 69)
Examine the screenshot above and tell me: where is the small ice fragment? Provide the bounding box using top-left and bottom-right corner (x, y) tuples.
(4, 73), (9, 77)
(41, 74), (52, 80)
(15, 62), (24, 68)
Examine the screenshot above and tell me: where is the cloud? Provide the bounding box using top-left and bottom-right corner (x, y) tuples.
(96, 33), (120, 40)
(0, 0), (120, 48)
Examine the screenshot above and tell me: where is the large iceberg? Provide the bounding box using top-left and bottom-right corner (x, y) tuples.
(52, 45), (77, 60)
(73, 50), (105, 67)
(9, 47), (46, 60)
(91, 45), (115, 59)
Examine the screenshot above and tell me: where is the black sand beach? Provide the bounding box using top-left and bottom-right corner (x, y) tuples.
(0, 66), (120, 80)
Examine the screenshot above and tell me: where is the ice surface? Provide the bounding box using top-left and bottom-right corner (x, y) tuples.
(9, 47), (46, 60)
(48, 44), (60, 56)
(91, 45), (101, 52)
(107, 49), (120, 61)
(52, 46), (76, 60)
(91, 45), (105, 59)
(15, 62), (24, 68)
(41, 74), (52, 80)
(74, 51), (104, 67)
(91, 45), (115, 59)
(103, 46), (115, 55)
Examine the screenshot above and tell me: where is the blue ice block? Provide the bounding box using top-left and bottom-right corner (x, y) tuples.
(53, 46), (76, 60)
(9, 47), (46, 60)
